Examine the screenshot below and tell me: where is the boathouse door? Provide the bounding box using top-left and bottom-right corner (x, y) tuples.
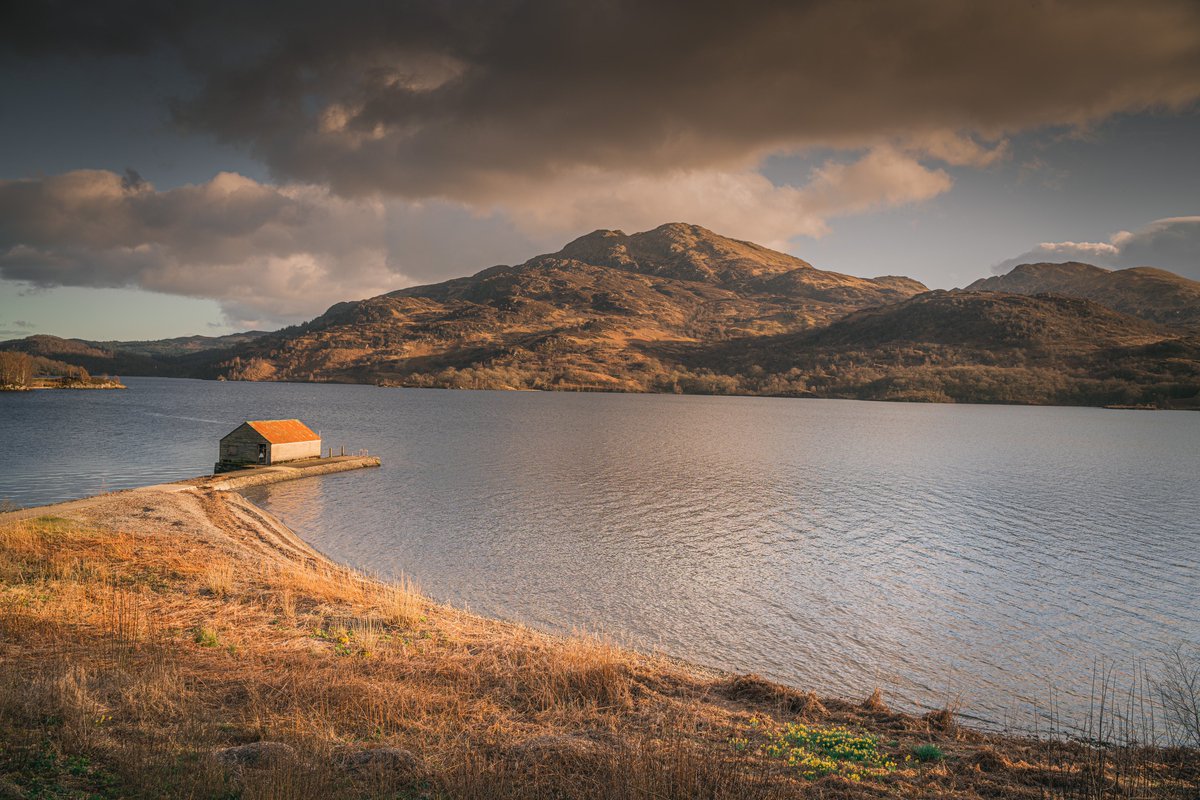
(258, 444), (267, 464)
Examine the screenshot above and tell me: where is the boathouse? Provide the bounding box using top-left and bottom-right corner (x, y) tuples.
(217, 419), (321, 471)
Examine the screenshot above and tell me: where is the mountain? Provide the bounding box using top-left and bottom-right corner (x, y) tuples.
(213, 223), (928, 388)
(8, 225), (1200, 407)
(966, 262), (1200, 329)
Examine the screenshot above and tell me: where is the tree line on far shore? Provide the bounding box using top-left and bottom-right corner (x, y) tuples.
(0, 350), (116, 389)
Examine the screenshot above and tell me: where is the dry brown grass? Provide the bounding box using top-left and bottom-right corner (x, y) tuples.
(375, 574), (424, 628)
(0, 491), (1196, 799)
(202, 559), (237, 597)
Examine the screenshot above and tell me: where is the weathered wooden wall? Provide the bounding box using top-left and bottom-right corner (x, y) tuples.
(219, 424), (267, 465)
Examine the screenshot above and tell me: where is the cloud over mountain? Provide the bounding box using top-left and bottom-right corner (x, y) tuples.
(484, 146), (952, 247)
(0, 171), (404, 327)
(0, 157), (949, 325)
(991, 217), (1200, 281)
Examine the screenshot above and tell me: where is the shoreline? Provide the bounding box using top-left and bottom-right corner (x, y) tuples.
(0, 480), (1196, 797)
(10, 370), (1200, 411)
(1, 382), (125, 392)
(0, 456), (381, 525)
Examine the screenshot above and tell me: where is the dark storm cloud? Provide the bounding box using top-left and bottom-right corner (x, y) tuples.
(5, 0), (1200, 200)
(3, 0), (1199, 325)
(0, 1), (189, 57)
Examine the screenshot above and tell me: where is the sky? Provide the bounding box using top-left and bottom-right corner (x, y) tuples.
(1, 0), (1198, 340)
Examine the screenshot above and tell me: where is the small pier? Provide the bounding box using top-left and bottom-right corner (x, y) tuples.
(202, 455), (382, 492)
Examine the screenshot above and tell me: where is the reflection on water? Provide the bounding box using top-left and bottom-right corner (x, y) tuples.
(258, 474), (327, 534)
(3, 377), (1198, 727)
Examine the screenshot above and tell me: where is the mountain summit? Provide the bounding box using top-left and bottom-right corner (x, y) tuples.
(211, 223), (928, 386)
(553, 223), (925, 302)
(556, 223), (814, 285)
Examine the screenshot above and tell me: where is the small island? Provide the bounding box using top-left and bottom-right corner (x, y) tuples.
(0, 351), (124, 391)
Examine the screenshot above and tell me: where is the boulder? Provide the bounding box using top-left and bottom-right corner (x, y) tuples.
(216, 741), (296, 769)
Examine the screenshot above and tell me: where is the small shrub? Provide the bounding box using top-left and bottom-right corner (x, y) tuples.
(193, 626), (219, 647)
(912, 743), (944, 762)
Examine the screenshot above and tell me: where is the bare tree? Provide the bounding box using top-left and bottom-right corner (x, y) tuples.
(0, 351), (33, 388)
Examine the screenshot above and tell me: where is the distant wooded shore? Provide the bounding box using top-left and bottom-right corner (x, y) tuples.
(0, 350), (123, 391)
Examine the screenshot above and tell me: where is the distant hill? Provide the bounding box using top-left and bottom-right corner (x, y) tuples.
(966, 262), (1200, 329)
(4, 335), (111, 359)
(0, 331), (270, 377)
(0, 335), (154, 376)
(89, 331), (269, 359)
(808, 290), (1164, 349)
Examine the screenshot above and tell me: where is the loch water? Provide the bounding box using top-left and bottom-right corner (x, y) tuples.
(3, 377), (1198, 727)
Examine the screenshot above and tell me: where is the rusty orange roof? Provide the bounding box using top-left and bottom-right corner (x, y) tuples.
(245, 419), (320, 444)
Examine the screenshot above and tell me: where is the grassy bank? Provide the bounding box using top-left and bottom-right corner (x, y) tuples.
(0, 487), (1195, 798)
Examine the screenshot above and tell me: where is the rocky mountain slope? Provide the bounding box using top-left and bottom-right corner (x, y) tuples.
(807, 290), (1165, 349)
(966, 262), (1200, 329)
(214, 223), (928, 387)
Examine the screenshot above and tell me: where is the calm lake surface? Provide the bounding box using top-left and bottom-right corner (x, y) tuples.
(2, 377), (1198, 727)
